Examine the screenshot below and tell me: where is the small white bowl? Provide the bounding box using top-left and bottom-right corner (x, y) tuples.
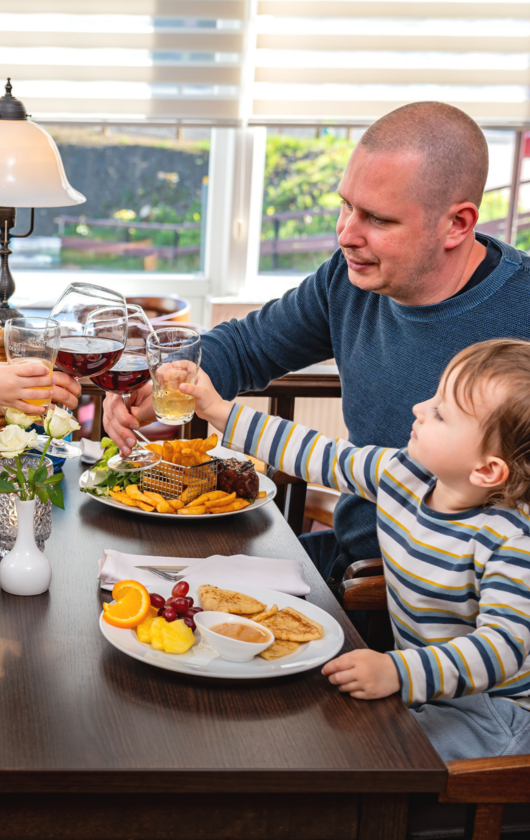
(194, 611), (274, 662)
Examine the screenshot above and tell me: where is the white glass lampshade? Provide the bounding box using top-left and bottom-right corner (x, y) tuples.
(0, 119), (85, 207)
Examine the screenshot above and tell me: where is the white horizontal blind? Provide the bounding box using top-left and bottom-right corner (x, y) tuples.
(0, 0), (247, 124)
(253, 0), (530, 126)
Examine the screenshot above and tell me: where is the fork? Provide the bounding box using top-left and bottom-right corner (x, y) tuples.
(135, 566), (187, 582)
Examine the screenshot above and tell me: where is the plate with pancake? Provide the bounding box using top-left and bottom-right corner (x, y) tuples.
(99, 579), (345, 679)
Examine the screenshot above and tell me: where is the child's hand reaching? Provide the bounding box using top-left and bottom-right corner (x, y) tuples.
(179, 369), (233, 433)
(322, 649), (400, 699)
(0, 363), (53, 416)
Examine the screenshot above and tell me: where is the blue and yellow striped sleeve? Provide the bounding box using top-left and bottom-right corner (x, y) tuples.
(387, 534), (530, 704)
(222, 404), (398, 501)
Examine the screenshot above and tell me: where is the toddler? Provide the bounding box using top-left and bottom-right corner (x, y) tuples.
(181, 339), (530, 761)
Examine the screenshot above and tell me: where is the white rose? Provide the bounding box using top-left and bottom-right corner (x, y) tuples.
(0, 425), (38, 459)
(5, 408), (35, 430)
(44, 405), (81, 439)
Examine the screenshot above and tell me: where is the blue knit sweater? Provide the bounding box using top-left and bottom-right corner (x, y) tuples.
(201, 234), (530, 560)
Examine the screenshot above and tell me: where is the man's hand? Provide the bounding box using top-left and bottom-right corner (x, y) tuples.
(322, 650), (400, 699)
(102, 383), (155, 455)
(51, 372), (82, 411)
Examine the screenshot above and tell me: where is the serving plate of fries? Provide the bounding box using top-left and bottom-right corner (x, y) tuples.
(80, 443), (276, 519)
(100, 579), (345, 679)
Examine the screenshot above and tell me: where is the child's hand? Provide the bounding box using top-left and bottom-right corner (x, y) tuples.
(322, 650), (400, 699)
(0, 363), (53, 415)
(179, 369), (233, 433)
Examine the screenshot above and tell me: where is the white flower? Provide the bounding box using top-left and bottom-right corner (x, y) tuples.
(0, 425), (37, 458)
(5, 408), (35, 430)
(44, 405), (81, 439)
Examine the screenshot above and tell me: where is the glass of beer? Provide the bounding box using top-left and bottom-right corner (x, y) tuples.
(146, 327), (201, 425)
(4, 317), (60, 406)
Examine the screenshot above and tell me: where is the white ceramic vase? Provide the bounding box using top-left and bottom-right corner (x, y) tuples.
(0, 498), (52, 596)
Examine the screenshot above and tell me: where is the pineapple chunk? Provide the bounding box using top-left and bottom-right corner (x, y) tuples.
(136, 607), (159, 643)
(150, 617), (168, 650)
(161, 619), (196, 654)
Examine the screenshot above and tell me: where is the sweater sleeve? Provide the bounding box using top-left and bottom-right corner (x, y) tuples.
(388, 534), (530, 705)
(199, 255), (339, 400)
(222, 404), (398, 503)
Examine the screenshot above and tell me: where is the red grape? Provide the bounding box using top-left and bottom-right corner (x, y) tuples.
(183, 615), (196, 632)
(187, 607), (203, 615)
(173, 597), (189, 614)
(172, 581), (190, 598)
(183, 596), (194, 608)
(165, 596), (181, 609)
(150, 593), (165, 610)
(162, 607), (177, 622)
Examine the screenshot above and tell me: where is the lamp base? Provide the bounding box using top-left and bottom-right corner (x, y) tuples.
(0, 303), (23, 324)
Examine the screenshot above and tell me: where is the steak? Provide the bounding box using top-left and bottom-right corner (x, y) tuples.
(217, 458), (259, 500)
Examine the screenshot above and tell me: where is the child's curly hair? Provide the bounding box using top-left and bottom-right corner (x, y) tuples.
(442, 339), (530, 510)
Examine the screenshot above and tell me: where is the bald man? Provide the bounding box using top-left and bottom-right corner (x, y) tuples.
(104, 101), (530, 587)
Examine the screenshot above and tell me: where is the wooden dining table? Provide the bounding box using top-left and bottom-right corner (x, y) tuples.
(0, 460), (446, 840)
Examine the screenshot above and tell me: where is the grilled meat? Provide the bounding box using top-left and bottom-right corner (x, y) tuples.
(217, 458), (259, 500)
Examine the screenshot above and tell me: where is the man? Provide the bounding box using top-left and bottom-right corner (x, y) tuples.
(103, 101), (530, 585)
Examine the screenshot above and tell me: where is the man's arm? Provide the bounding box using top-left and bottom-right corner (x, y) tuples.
(201, 255), (338, 399)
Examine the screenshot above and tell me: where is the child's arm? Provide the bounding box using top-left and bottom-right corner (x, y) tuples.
(0, 363), (53, 415)
(181, 372), (398, 502)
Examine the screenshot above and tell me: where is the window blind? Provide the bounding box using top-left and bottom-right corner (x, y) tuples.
(0, 1), (247, 124)
(253, 0), (530, 126)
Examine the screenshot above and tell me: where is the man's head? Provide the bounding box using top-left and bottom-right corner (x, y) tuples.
(408, 340), (530, 511)
(337, 102), (489, 304)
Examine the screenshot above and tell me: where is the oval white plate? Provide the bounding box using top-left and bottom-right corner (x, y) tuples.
(80, 445), (276, 520)
(100, 579), (345, 680)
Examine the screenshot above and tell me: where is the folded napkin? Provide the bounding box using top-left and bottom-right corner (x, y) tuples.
(80, 438), (104, 465)
(98, 550), (310, 596)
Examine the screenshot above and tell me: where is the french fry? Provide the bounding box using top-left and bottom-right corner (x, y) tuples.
(209, 499), (251, 514)
(178, 505), (207, 515)
(257, 491), (267, 499)
(156, 501), (174, 513)
(204, 492), (236, 510)
(168, 499), (184, 511)
(143, 491), (167, 506)
(109, 490), (138, 507)
(137, 502), (155, 512)
(186, 490), (228, 508)
(125, 485), (153, 504)
(145, 443), (163, 456)
(163, 441), (174, 463)
(200, 433), (218, 452)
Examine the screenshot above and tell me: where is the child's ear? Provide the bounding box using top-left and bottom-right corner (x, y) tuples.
(470, 456), (509, 489)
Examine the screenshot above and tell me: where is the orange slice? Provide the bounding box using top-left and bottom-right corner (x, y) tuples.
(103, 579), (151, 629)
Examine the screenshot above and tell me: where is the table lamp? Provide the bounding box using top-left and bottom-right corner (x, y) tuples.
(0, 78), (86, 323)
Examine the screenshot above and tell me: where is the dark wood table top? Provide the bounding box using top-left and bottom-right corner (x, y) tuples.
(0, 461), (446, 795)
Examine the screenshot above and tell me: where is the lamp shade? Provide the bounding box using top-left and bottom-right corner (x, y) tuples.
(0, 119), (85, 208)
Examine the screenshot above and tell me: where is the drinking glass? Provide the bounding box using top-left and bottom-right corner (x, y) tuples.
(91, 305), (161, 472)
(4, 317), (60, 407)
(146, 327), (201, 426)
(34, 282), (128, 459)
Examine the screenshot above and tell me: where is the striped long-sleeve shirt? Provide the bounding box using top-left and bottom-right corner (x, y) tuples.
(224, 404), (530, 708)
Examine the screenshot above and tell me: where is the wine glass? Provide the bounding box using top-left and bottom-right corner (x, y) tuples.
(4, 317), (60, 408)
(146, 327), (201, 425)
(34, 282), (128, 459)
(91, 305), (161, 472)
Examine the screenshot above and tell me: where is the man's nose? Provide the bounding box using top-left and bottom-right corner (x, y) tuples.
(337, 208), (365, 249)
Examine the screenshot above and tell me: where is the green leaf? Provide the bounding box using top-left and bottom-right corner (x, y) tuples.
(44, 473), (64, 485)
(47, 483), (64, 510)
(27, 467), (35, 483)
(35, 485), (48, 505)
(0, 480), (16, 493)
(33, 465), (48, 484)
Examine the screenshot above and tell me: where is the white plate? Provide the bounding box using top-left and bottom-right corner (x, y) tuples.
(79, 445), (276, 520)
(99, 579), (345, 679)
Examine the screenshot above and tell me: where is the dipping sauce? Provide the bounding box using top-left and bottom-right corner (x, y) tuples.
(211, 622), (270, 644)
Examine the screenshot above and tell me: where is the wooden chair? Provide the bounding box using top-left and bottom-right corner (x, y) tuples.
(339, 565), (530, 840)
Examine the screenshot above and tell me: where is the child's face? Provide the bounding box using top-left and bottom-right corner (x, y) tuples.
(408, 369), (500, 489)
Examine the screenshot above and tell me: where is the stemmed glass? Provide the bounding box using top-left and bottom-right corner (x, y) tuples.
(34, 282), (128, 459)
(146, 327), (201, 426)
(91, 305), (161, 472)
(4, 317), (60, 408)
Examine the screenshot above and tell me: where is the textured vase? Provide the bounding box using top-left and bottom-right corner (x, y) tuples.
(0, 455), (53, 556)
(0, 497), (52, 595)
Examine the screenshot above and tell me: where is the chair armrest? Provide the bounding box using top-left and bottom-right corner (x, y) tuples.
(339, 575), (387, 610)
(344, 558), (384, 580)
(267, 467), (306, 486)
(439, 755), (530, 803)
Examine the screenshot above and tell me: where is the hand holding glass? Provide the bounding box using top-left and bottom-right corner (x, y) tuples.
(146, 328), (201, 426)
(4, 317), (60, 408)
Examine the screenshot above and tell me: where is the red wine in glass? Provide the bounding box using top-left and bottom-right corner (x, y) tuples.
(91, 354), (150, 394)
(55, 337), (123, 378)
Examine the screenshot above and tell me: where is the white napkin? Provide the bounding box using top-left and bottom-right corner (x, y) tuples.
(98, 550), (310, 596)
(80, 438), (104, 465)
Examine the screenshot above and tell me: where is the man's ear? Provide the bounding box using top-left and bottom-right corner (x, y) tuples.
(443, 202), (479, 251)
(470, 456), (509, 489)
